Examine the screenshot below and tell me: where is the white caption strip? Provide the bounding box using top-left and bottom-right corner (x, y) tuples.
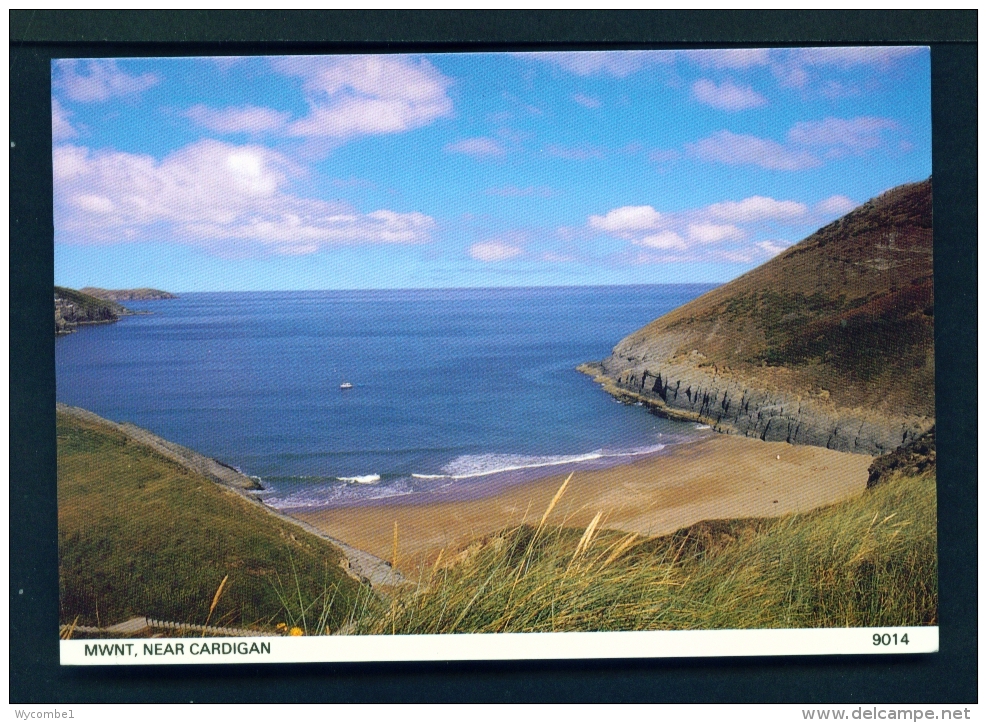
(60, 626), (937, 666)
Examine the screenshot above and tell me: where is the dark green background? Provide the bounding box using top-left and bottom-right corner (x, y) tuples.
(10, 10), (977, 704)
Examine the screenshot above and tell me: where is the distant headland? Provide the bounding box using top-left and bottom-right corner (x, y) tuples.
(54, 286), (175, 335)
(80, 287), (178, 302)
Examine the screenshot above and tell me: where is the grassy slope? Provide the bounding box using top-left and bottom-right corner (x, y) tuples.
(616, 179), (934, 417)
(57, 410), (363, 632)
(355, 470), (936, 634)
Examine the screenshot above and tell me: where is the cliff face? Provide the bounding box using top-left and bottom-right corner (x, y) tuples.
(589, 179), (934, 456)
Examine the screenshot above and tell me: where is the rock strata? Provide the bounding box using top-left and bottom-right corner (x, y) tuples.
(583, 360), (930, 456)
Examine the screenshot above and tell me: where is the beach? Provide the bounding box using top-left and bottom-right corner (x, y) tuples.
(295, 434), (873, 574)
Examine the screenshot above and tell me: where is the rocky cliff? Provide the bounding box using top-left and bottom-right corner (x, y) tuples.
(54, 286), (130, 334)
(585, 179), (934, 456)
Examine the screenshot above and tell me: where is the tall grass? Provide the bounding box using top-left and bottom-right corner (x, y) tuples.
(351, 470), (936, 634)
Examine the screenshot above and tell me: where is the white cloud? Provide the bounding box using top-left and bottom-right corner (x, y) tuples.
(691, 79), (767, 111)
(755, 240), (791, 256)
(704, 196), (807, 223)
(588, 206), (662, 236)
(445, 137), (506, 158)
(685, 47), (921, 75)
(54, 59), (159, 102)
(681, 47), (924, 95)
(273, 55), (453, 140)
(573, 93), (602, 108)
(53, 140), (433, 254)
(787, 116), (898, 155)
(51, 98), (77, 140)
(815, 194), (858, 216)
(587, 187), (865, 265)
(687, 223), (744, 243)
(636, 231), (687, 250)
(688, 116), (899, 172)
(184, 104), (290, 134)
(521, 50), (671, 77)
(469, 240), (524, 262)
(685, 130), (820, 171)
(772, 47), (925, 90)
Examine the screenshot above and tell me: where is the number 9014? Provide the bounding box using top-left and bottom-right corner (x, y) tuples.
(873, 632), (909, 646)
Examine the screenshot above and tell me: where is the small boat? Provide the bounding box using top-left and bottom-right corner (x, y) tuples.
(339, 382), (353, 390)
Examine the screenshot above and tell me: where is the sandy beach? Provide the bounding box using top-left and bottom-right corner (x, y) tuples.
(295, 434), (873, 574)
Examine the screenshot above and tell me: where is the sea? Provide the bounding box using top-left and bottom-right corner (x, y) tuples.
(55, 285), (717, 511)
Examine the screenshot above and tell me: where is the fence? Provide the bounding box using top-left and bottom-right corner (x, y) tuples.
(59, 616), (278, 638)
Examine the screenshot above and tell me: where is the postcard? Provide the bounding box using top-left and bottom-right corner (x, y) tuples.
(52, 48), (937, 665)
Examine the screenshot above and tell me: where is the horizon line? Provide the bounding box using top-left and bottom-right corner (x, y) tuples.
(57, 281), (727, 294)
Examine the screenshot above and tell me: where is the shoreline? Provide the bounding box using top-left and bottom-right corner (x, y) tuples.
(55, 404), (871, 587)
(295, 433), (873, 575)
(268, 437), (701, 513)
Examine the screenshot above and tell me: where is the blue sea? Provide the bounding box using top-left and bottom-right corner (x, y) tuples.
(55, 286), (716, 511)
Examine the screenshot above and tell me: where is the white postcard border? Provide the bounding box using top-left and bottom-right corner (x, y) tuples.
(60, 626), (938, 666)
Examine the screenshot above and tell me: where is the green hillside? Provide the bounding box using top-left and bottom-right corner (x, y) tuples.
(57, 409), (363, 632)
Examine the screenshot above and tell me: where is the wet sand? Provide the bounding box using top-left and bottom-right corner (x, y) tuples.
(295, 435), (872, 574)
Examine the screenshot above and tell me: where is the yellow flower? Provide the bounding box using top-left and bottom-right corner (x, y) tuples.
(289, 626), (303, 636)
(275, 622), (287, 631)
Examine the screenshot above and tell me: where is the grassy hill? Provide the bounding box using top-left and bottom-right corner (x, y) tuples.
(592, 179), (934, 454)
(57, 409), (364, 633)
(351, 469), (936, 634)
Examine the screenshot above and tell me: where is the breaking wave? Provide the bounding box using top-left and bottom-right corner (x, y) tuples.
(410, 445), (668, 481)
(336, 474), (381, 485)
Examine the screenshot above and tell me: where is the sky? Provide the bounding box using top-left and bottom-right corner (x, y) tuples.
(52, 48), (931, 292)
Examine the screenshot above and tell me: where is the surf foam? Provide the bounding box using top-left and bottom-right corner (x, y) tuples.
(336, 474), (381, 484)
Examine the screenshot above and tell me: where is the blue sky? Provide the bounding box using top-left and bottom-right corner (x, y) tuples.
(52, 48), (931, 291)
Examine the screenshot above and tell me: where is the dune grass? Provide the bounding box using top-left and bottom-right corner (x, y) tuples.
(351, 469), (937, 634)
(57, 410), (362, 632)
